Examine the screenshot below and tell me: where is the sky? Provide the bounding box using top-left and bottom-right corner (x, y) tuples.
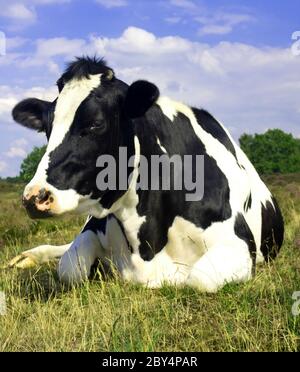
(0, 0), (299, 177)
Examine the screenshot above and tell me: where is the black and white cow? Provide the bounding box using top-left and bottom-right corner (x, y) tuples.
(8, 57), (284, 292)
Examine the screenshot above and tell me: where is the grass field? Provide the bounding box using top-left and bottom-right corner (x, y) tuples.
(0, 174), (299, 352)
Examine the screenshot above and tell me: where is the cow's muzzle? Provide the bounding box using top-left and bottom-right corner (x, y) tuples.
(22, 186), (55, 219)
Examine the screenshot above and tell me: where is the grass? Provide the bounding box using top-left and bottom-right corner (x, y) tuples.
(0, 175), (299, 351)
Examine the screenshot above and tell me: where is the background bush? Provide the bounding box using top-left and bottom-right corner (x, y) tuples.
(239, 129), (300, 175)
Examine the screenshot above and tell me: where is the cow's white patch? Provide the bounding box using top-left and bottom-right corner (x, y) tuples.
(186, 240), (252, 292)
(24, 74), (102, 215)
(157, 96), (276, 262)
(114, 136), (146, 251)
(103, 215), (252, 291)
(58, 230), (103, 284)
(75, 135), (146, 249)
(210, 118), (272, 262)
(49, 74), (102, 152)
(156, 137), (168, 154)
(157, 96), (187, 122)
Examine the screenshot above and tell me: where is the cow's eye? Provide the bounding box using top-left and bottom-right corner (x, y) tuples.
(90, 121), (106, 134)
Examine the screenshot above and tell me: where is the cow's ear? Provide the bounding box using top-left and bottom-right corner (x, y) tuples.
(12, 98), (51, 132)
(124, 80), (160, 119)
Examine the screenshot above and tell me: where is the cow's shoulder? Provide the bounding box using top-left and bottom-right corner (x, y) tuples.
(133, 99), (234, 261)
(191, 108), (240, 165)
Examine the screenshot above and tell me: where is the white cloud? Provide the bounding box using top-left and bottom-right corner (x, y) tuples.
(35, 37), (86, 58)
(3, 3), (36, 21)
(1, 26), (300, 176)
(5, 138), (29, 159)
(11, 37), (86, 75)
(197, 12), (255, 36)
(0, 0), (72, 29)
(6, 37), (30, 50)
(6, 146), (27, 158)
(165, 16), (182, 24)
(168, 1), (255, 36)
(0, 84), (57, 124)
(95, 0), (128, 8)
(0, 96), (18, 119)
(28, 0), (71, 4)
(198, 24), (232, 36)
(169, 0), (198, 11)
(4, 27), (300, 139)
(0, 159), (7, 172)
(13, 138), (28, 147)
(86, 27), (300, 138)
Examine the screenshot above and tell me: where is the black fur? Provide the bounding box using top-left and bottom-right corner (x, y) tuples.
(82, 215), (107, 235)
(57, 56), (114, 92)
(261, 197), (284, 261)
(134, 107), (232, 260)
(124, 80), (160, 119)
(12, 56), (284, 268)
(234, 213), (257, 275)
(244, 192), (252, 212)
(12, 98), (52, 132)
(192, 108), (241, 166)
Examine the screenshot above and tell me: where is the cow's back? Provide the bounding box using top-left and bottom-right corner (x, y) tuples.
(198, 112), (285, 263)
(156, 98), (284, 264)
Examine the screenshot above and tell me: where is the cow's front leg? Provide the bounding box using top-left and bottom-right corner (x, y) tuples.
(186, 239), (254, 292)
(5, 243), (72, 269)
(58, 230), (104, 284)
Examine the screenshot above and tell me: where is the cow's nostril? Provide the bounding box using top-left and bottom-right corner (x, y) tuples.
(37, 188), (51, 204)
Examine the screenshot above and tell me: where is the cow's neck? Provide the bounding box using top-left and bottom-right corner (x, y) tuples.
(111, 135), (146, 251)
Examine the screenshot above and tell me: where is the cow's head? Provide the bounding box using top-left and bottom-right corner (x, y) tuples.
(12, 57), (159, 218)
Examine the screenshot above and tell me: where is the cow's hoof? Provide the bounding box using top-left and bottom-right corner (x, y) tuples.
(6, 253), (38, 269)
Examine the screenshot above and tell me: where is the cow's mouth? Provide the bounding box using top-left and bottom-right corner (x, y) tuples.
(22, 194), (54, 219)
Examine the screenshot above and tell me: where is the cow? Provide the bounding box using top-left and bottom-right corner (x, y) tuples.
(7, 57), (284, 292)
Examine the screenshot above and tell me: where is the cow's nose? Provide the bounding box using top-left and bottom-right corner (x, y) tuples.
(23, 186), (54, 219)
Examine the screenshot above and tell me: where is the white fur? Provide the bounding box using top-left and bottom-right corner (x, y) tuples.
(156, 136), (168, 154)
(18, 93), (276, 291)
(58, 230), (103, 284)
(54, 215), (253, 292)
(114, 136), (146, 251)
(157, 95), (274, 263)
(24, 74), (102, 215)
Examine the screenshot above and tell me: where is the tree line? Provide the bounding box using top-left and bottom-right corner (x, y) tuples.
(2, 129), (299, 183)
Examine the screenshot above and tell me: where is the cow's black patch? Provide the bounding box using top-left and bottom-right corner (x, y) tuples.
(82, 215), (108, 235)
(46, 77), (132, 202)
(12, 56), (284, 270)
(134, 106), (232, 261)
(234, 212), (257, 275)
(57, 57), (113, 91)
(244, 192), (252, 212)
(192, 109), (241, 166)
(12, 98), (53, 132)
(124, 80), (160, 119)
(260, 198), (284, 262)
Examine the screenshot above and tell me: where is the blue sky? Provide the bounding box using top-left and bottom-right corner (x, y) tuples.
(0, 0), (300, 177)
